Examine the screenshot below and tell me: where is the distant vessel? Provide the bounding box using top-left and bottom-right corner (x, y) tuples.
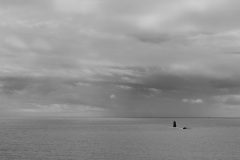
(173, 121), (177, 127)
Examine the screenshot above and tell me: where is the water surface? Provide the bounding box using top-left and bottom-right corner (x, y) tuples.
(0, 117), (240, 160)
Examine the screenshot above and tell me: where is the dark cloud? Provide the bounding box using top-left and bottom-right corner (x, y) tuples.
(0, 77), (34, 95)
(209, 78), (240, 89)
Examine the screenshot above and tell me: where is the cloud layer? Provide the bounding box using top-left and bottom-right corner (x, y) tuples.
(1, 0), (240, 117)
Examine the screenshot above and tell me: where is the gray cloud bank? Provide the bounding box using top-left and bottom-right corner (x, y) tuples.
(1, 0), (240, 117)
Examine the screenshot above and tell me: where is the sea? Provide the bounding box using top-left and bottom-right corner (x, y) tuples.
(0, 117), (240, 160)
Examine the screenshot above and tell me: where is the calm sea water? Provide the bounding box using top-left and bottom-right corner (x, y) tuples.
(0, 117), (240, 160)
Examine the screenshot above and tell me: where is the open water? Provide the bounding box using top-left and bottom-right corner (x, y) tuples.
(0, 117), (240, 160)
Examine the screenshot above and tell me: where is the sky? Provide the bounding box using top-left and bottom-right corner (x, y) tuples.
(1, 0), (240, 117)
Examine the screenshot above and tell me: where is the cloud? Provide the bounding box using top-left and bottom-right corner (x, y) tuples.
(53, 0), (101, 14)
(149, 88), (161, 94)
(121, 77), (143, 84)
(115, 85), (132, 90)
(110, 94), (116, 99)
(75, 82), (91, 87)
(15, 103), (104, 114)
(4, 36), (28, 49)
(1, 0), (240, 117)
(182, 99), (203, 104)
(31, 39), (52, 51)
(1, 0), (240, 79)
(214, 95), (240, 105)
(0, 76), (34, 95)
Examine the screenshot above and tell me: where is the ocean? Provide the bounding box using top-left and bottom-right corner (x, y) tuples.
(0, 117), (240, 160)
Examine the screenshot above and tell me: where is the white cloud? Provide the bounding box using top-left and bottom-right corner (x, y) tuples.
(182, 99), (203, 104)
(110, 94), (116, 99)
(149, 88), (161, 93)
(115, 85), (132, 90)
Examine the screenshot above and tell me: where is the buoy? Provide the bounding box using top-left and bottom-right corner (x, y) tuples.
(173, 121), (177, 127)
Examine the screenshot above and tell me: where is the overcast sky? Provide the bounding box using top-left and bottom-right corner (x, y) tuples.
(1, 0), (240, 117)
